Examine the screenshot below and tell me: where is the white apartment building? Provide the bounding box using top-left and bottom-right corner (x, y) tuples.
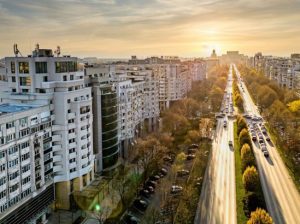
(0, 104), (54, 224)
(1, 46), (94, 210)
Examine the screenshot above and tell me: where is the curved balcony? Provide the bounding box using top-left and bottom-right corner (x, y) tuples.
(103, 144), (119, 157)
(103, 152), (119, 169)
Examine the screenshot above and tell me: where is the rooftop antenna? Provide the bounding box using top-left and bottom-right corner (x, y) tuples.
(13, 43), (23, 57)
(35, 43), (40, 52)
(54, 46), (61, 57)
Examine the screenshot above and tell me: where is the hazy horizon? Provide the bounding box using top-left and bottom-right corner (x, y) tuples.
(1, 0), (300, 58)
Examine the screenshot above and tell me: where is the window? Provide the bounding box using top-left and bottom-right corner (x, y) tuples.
(63, 75), (67, 81)
(70, 75), (74, 80)
(19, 77), (31, 86)
(19, 62), (29, 73)
(6, 122), (15, 129)
(12, 76), (16, 82)
(19, 118), (27, 126)
(21, 89), (29, 93)
(0, 151), (5, 159)
(9, 171), (19, 180)
(0, 164), (5, 172)
(22, 164), (30, 173)
(70, 168), (76, 173)
(6, 133), (16, 142)
(22, 176), (31, 185)
(43, 76), (48, 82)
(12, 88), (16, 92)
(8, 158), (18, 168)
(0, 190), (6, 200)
(11, 62), (15, 73)
(69, 158), (76, 163)
(0, 177), (6, 186)
(35, 62), (48, 73)
(21, 152), (30, 161)
(55, 61), (77, 73)
(69, 148), (75, 154)
(9, 184), (19, 193)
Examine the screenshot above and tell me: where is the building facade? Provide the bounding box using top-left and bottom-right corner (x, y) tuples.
(1, 46), (95, 211)
(0, 104), (54, 224)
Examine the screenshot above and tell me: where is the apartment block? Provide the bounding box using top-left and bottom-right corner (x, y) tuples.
(1, 45), (95, 211)
(0, 104), (54, 224)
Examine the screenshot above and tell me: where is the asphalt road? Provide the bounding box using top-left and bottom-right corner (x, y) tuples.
(194, 65), (237, 224)
(234, 64), (300, 224)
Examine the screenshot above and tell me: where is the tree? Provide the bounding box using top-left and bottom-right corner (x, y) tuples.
(237, 118), (247, 135)
(241, 144), (255, 171)
(184, 130), (201, 145)
(243, 166), (259, 192)
(247, 208), (273, 224)
(239, 128), (251, 146)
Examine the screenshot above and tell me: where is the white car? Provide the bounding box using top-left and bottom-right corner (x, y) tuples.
(171, 185), (183, 194)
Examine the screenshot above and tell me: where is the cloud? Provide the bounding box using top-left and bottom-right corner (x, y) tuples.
(0, 0), (299, 57)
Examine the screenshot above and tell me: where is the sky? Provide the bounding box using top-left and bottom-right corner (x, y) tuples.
(0, 0), (300, 58)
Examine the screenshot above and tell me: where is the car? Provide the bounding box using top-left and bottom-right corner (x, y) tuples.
(171, 185), (183, 194)
(159, 168), (168, 176)
(265, 136), (271, 141)
(228, 140), (233, 146)
(223, 120), (227, 128)
(139, 189), (150, 198)
(145, 180), (157, 188)
(190, 143), (199, 148)
(133, 199), (148, 211)
(145, 186), (155, 194)
(149, 175), (160, 181)
(177, 169), (190, 176)
(263, 151), (269, 157)
(188, 148), (197, 154)
(259, 138), (264, 144)
(252, 136), (257, 141)
(261, 146), (267, 152)
(187, 154), (196, 160)
(163, 156), (173, 162)
(124, 214), (140, 224)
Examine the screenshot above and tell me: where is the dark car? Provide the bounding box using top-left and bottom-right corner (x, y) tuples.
(188, 148), (197, 154)
(149, 175), (160, 181)
(133, 199), (148, 211)
(140, 189), (150, 198)
(145, 180), (157, 188)
(187, 154), (196, 160)
(159, 168), (168, 176)
(177, 169), (190, 177)
(124, 214), (140, 224)
(145, 186), (155, 194)
(163, 156), (173, 162)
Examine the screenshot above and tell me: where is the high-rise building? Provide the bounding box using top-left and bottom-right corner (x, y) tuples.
(1, 45), (95, 210)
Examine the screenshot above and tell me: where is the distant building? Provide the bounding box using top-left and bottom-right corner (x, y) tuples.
(219, 51), (248, 65)
(205, 49), (220, 74)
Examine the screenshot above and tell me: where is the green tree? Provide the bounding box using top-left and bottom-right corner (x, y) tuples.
(239, 128), (251, 146)
(237, 117), (247, 135)
(243, 166), (259, 192)
(241, 144), (255, 171)
(247, 208), (273, 224)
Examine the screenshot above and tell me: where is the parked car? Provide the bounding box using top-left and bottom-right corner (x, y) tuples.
(177, 169), (190, 177)
(139, 189), (150, 198)
(265, 136), (271, 141)
(145, 186), (155, 194)
(133, 199), (148, 211)
(171, 185), (183, 194)
(158, 168), (168, 177)
(228, 140), (233, 146)
(187, 154), (196, 160)
(145, 180), (157, 188)
(188, 148), (197, 154)
(149, 175), (160, 181)
(124, 214), (140, 224)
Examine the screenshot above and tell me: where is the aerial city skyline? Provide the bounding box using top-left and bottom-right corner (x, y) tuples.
(0, 1), (300, 224)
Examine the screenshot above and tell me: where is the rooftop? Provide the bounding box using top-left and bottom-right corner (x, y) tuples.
(0, 103), (36, 116)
